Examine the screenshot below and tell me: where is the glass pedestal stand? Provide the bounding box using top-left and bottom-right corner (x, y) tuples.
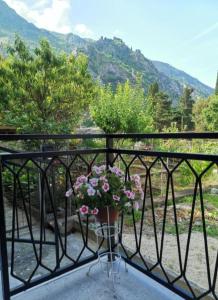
(86, 207), (128, 298)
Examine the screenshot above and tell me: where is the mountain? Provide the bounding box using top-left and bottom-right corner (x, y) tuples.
(0, 0), (213, 103)
(153, 60), (213, 98)
(0, 0), (89, 53)
(80, 37), (183, 100)
(0, 0), (62, 47)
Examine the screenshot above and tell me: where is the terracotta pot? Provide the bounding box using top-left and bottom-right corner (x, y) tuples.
(96, 207), (119, 224)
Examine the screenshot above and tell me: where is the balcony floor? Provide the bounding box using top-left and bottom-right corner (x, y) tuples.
(10, 261), (184, 300)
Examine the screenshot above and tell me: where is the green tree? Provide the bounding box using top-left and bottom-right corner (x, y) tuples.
(179, 86), (194, 131)
(91, 84), (120, 133)
(202, 95), (218, 131)
(0, 37), (95, 133)
(192, 98), (208, 131)
(90, 79), (148, 133)
(155, 92), (172, 131)
(0, 54), (10, 123)
(146, 82), (172, 131)
(147, 82), (159, 97)
(215, 71), (218, 95)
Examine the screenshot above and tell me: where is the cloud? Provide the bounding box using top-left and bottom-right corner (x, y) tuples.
(192, 21), (218, 41)
(4, 0), (96, 37)
(74, 24), (94, 38)
(4, 0), (73, 34)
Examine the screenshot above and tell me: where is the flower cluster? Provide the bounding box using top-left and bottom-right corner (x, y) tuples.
(65, 165), (143, 215)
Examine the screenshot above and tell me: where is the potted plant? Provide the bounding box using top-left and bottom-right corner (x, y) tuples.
(65, 165), (143, 224)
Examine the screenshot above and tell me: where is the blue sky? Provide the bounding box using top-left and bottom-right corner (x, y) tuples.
(4, 0), (218, 88)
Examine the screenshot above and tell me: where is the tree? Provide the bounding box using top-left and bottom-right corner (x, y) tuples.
(155, 91), (172, 131)
(0, 54), (10, 123)
(0, 37), (95, 133)
(192, 98), (208, 131)
(146, 82), (172, 132)
(179, 86), (194, 131)
(193, 94), (218, 132)
(90, 79), (148, 133)
(215, 72), (218, 95)
(147, 82), (159, 97)
(90, 84), (120, 133)
(202, 95), (218, 131)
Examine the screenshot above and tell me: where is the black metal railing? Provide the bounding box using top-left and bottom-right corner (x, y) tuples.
(0, 133), (218, 300)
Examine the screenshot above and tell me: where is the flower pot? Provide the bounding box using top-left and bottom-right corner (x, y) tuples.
(96, 207), (119, 224)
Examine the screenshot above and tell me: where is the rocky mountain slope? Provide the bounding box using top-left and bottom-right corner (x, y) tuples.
(153, 60), (213, 98)
(0, 0), (213, 103)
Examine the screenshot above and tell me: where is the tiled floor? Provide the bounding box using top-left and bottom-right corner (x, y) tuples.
(7, 261), (184, 300)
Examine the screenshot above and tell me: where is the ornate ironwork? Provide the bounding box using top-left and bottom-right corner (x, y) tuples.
(0, 133), (217, 300)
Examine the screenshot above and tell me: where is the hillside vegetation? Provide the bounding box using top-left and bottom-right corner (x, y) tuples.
(0, 0), (213, 103)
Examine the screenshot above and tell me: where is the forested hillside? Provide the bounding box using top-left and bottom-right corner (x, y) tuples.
(0, 0), (213, 103)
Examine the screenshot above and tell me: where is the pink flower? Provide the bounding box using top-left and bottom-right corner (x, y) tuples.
(77, 175), (87, 184)
(124, 190), (132, 199)
(102, 182), (110, 192)
(131, 175), (141, 189)
(93, 166), (102, 175)
(130, 191), (135, 200)
(113, 195), (120, 201)
(65, 188), (73, 197)
(80, 205), (89, 215)
(131, 174), (140, 182)
(74, 182), (82, 191)
(109, 166), (123, 176)
(124, 190), (135, 199)
(87, 187), (96, 196)
(91, 208), (99, 215)
(135, 182), (142, 190)
(133, 201), (140, 211)
(99, 165), (106, 172)
(115, 168), (123, 176)
(100, 175), (107, 181)
(90, 178), (98, 187)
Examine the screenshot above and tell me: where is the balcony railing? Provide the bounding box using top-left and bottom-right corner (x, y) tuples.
(0, 133), (218, 300)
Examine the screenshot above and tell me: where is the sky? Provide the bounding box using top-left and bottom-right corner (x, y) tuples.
(3, 0), (218, 88)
